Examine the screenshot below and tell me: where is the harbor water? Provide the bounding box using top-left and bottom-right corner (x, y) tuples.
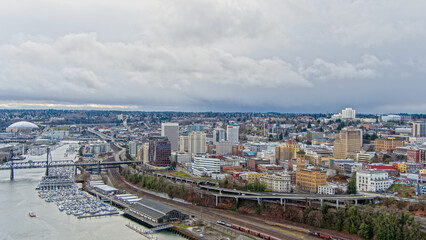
(0, 144), (184, 240)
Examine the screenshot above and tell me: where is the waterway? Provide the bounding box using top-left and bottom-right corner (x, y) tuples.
(0, 143), (184, 240)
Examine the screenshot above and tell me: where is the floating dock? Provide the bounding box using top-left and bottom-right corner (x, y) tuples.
(77, 211), (120, 219)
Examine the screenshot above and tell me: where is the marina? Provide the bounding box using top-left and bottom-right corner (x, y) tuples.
(38, 167), (120, 218)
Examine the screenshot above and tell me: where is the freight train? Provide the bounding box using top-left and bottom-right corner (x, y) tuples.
(308, 230), (346, 240)
(216, 220), (280, 240)
(216, 220), (344, 240)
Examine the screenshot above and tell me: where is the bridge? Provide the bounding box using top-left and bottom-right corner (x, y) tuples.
(0, 160), (142, 170)
(1, 147), (142, 180)
(151, 172), (377, 210)
(213, 193), (376, 209)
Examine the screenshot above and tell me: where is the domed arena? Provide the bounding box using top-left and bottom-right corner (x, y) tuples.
(6, 121), (39, 133)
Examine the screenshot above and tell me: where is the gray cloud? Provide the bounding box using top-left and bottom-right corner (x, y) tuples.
(0, 0), (425, 113)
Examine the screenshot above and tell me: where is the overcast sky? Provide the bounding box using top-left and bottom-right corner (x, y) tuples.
(0, 0), (425, 113)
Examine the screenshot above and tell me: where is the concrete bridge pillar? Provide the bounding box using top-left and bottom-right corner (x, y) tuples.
(10, 163), (14, 181)
(257, 197), (261, 205)
(320, 199), (324, 208)
(355, 199), (358, 205)
(216, 195), (218, 206)
(336, 199), (339, 209)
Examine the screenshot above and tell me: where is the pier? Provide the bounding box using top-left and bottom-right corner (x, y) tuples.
(125, 223), (157, 239)
(77, 212), (120, 219)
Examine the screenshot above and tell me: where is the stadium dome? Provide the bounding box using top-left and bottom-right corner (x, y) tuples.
(6, 121), (39, 132)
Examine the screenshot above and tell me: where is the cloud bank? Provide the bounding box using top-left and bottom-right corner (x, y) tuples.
(0, 0), (425, 113)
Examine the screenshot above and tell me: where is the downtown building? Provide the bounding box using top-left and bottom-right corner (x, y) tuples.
(148, 136), (171, 167)
(213, 127), (226, 143)
(356, 170), (393, 193)
(188, 131), (206, 157)
(192, 156), (220, 176)
(161, 122), (179, 152)
(333, 127), (362, 159)
(260, 173), (291, 193)
(412, 122), (426, 137)
(226, 124), (239, 144)
(275, 140), (301, 162)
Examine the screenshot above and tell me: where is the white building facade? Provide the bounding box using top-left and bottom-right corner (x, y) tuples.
(342, 108), (356, 120)
(318, 185), (338, 195)
(356, 170), (393, 193)
(192, 156), (220, 176)
(226, 125), (239, 144)
(260, 174), (291, 193)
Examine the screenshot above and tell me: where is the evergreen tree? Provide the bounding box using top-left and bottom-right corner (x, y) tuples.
(347, 178), (357, 194)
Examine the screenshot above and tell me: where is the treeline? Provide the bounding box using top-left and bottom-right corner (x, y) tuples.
(302, 206), (421, 240)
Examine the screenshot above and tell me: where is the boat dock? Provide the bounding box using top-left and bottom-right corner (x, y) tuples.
(125, 223), (157, 240)
(77, 211), (120, 219)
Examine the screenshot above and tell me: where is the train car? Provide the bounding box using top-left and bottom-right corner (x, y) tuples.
(231, 224), (240, 230)
(216, 220), (225, 225)
(259, 233), (270, 239)
(239, 227), (250, 233)
(249, 229), (260, 237)
(319, 233), (332, 239)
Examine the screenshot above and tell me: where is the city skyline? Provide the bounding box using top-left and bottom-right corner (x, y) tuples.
(1, 1), (426, 113)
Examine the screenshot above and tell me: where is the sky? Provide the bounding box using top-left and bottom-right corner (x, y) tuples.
(0, 0), (425, 113)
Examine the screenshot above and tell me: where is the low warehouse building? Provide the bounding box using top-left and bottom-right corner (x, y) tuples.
(128, 199), (187, 224)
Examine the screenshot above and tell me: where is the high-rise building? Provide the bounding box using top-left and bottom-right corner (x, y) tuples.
(275, 140), (301, 162)
(412, 122), (426, 137)
(188, 131), (206, 156)
(227, 124), (239, 144)
(128, 141), (137, 157)
(148, 136), (171, 167)
(215, 141), (233, 155)
(333, 127), (362, 159)
(341, 108), (356, 120)
(213, 127), (226, 143)
(161, 123), (179, 152)
(187, 123), (204, 133)
(179, 135), (189, 153)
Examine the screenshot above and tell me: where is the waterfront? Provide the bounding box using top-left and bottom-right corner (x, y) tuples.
(0, 144), (184, 240)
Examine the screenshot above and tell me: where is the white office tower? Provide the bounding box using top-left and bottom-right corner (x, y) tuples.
(341, 108), (356, 120)
(189, 131), (206, 156)
(128, 141), (137, 157)
(161, 122), (179, 151)
(227, 124), (240, 144)
(179, 135), (189, 152)
(213, 128), (226, 143)
(192, 156), (220, 176)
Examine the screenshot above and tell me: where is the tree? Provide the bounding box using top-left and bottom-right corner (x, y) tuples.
(347, 178), (357, 194)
